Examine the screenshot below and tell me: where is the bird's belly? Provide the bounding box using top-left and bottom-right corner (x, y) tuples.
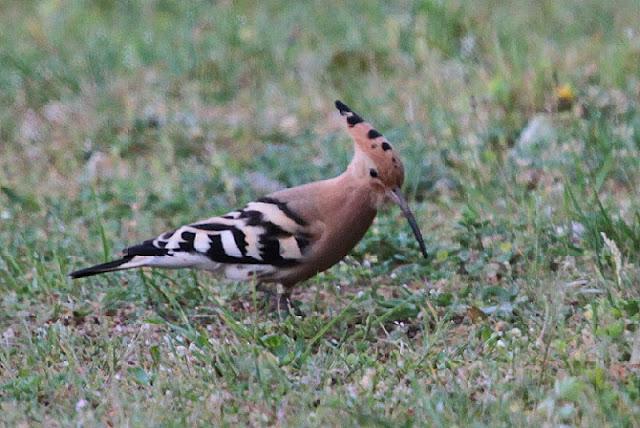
(223, 264), (277, 281)
(144, 253), (221, 271)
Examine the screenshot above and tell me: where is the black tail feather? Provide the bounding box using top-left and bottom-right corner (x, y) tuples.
(69, 255), (135, 279)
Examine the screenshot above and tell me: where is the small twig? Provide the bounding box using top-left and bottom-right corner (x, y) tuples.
(537, 298), (552, 385)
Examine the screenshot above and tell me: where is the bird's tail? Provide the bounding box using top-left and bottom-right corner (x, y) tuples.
(69, 255), (149, 279)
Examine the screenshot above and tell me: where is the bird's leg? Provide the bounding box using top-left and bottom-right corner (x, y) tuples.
(255, 283), (285, 309)
(277, 284), (304, 317)
(256, 283), (302, 316)
(276, 284), (292, 313)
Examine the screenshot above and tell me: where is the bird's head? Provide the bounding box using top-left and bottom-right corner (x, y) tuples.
(335, 100), (427, 258)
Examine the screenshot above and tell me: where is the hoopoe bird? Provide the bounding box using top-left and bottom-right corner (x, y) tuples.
(70, 101), (428, 298)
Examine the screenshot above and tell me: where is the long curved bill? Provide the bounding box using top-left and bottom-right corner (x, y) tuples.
(388, 188), (428, 258)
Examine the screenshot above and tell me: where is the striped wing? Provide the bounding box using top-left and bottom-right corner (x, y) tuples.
(123, 197), (313, 271)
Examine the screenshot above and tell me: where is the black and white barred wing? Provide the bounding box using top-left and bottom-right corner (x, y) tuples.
(70, 197), (314, 280)
(144, 197), (310, 264)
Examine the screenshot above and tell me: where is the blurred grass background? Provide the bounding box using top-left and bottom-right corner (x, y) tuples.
(1, 0), (640, 425)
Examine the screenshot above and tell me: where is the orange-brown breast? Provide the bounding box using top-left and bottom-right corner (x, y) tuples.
(267, 174), (378, 287)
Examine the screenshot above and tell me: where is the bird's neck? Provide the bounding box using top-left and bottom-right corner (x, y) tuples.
(331, 175), (383, 213)
(320, 173), (378, 254)
(345, 148), (373, 180)
(338, 151), (387, 209)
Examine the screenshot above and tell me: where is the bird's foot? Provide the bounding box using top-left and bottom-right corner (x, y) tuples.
(276, 292), (305, 317)
(256, 284), (303, 317)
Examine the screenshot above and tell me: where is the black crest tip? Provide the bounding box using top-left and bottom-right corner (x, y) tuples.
(335, 100), (364, 127)
(367, 129), (382, 139)
(335, 100), (351, 115)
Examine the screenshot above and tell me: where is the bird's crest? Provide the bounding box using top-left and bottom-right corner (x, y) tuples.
(335, 100), (404, 189)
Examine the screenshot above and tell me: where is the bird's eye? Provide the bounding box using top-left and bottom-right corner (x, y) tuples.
(369, 169), (379, 178)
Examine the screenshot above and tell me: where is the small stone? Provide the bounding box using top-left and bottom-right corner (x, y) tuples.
(75, 399), (88, 412)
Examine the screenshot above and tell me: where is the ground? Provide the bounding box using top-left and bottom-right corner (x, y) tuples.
(1, 0), (640, 426)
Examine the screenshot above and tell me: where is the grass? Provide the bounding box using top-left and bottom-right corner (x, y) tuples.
(1, 0), (640, 425)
